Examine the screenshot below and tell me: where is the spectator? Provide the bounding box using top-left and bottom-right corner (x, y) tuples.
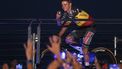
(47, 35), (82, 69)
(2, 63), (9, 69)
(24, 38), (35, 69)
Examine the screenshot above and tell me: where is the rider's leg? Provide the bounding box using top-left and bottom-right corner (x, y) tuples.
(94, 56), (102, 69)
(82, 31), (94, 66)
(82, 45), (90, 66)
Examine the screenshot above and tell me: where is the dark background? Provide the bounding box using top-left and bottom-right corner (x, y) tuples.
(0, 0), (122, 18)
(0, 0), (122, 68)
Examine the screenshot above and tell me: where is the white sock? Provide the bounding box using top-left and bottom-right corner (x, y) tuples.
(85, 62), (90, 66)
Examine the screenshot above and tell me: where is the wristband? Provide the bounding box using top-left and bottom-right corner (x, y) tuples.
(27, 60), (33, 64)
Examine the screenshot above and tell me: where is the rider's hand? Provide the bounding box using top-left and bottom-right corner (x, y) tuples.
(56, 11), (61, 20)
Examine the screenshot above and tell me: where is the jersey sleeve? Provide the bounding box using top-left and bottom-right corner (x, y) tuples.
(75, 10), (94, 27)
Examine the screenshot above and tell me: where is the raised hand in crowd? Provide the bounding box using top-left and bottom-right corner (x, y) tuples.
(66, 51), (82, 69)
(24, 38), (35, 69)
(47, 35), (61, 55)
(24, 38), (34, 61)
(72, 56), (82, 69)
(2, 63), (9, 69)
(47, 59), (60, 69)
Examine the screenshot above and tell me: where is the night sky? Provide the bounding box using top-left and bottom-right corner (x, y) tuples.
(0, 0), (122, 19)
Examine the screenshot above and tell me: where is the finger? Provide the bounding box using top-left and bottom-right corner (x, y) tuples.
(27, 39), (32, 46)
(52, 35), (58, 43)
(27, 40), (33, 50)
(58, 37), (61, 44)
(56, 36), (60, 43)
(72, 56), (77, 62)
(66, 51), (72, 59)
(72, 58), (76, 64)
(47, 45), (52, 52)
(54, 35), (61, 43)
(24, 43), (27, 50)
(55, 35), (59, 43)
(49, 36), (53, 44)
(67, 51), (71, 56)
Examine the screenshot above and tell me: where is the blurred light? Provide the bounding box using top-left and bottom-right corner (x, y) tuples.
(16, 64), (22, 69)
(120, 60), (122, 63)
(77, 54), (83, 58)
(89, 53), (95, 64)
(109, 64), (120, 69)
(61, 52), (66, 59)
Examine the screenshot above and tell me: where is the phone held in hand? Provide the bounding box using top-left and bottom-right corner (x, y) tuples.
(109, 64), (120, 69)
(16, 64), (22, 69)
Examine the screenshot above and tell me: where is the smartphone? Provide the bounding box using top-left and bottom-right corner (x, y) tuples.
(109, 64), (120, 69)
(61, 51), (66, 60)
(16, 64), (22, 69)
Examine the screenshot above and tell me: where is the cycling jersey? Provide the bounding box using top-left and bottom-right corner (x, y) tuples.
(57, 8), (95, 46)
